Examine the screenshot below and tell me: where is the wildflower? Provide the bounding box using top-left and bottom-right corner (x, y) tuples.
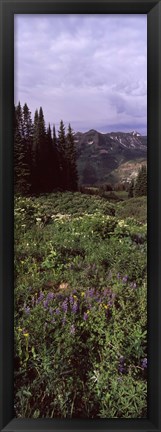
(122, 275), (128, 283)
(23, 333), (29, 338)
(49, 307), (53, 315)
(24, 306), (30, 315)
(81, 291), (85, 297)
(62, 299), (68, 313)
(72, 302), (78, 314)
(37, 291), (44, 303)
(62, 316), (66, 326)
(69, 295), (74, 306)
(31, 296), (35, 306)
(83, 312), (88, 321)
(46, 292), (54, 301)
(18, 327), (23, 332)
(118, 356), (126, 374)
(89, 288), (95, 298)
(70, 324), (75, 335)
(43, 300), (49, 309)
(55, 308), (60, 315)
(141, 357), (147, 369)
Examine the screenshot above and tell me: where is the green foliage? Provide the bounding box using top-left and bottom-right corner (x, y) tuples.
(116, 196), (147, 223)
(14, 192), (147, 418)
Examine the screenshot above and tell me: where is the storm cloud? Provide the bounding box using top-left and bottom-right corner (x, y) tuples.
(14, 14), (147, 134)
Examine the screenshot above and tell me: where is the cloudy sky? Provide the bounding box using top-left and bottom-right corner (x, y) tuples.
(14, 14), (147, 135)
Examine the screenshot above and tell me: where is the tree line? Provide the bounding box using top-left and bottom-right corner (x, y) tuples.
(14, 102), (78, 195)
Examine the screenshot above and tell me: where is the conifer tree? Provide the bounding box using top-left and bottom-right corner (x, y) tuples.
(128, 178), (134, 198)
(31, 109), (39, 192)
(14, 102), (30, 194)
(66, 123), (78, 191)
(45, 123), (54, 191)
(22, 103), (33, 188)
(57, 120), (67, 190)
(134, 165), (147, 197)
(52, 125), (59, 189)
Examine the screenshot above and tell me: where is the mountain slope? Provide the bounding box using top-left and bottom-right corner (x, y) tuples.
(75, 130), (147, 185)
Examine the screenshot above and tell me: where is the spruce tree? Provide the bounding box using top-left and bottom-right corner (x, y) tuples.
(66, 123), (78, 191)
(52, 125), (60, 189)
(37, 107), (47, 192)
(31, 109), (39, 193)
(57, 120), (67, 190)
(45, 123), (54, 191)
(134, 165), (147, 197)
(22, 103), (33, 190)
(128, 178), (134, 198)
(14, 102), (30, 194)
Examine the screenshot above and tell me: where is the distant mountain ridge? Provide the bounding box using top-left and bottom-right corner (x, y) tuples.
(74, 129), (147, 185)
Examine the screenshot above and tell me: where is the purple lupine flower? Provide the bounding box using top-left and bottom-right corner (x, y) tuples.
(55, 308), (60, 315)
(141, 357), (147, 369)
(89, 288), (95, 298)
(62, 299), (68, 313)
(72, 302), (78, 314)
(62, 316), (66, 326)
(83, 312), (88, 321)
(24, 306), (30, 315)
(69, 295), (74, 306)
(37, 291), (44, 304)
(70, 324), (75, 335)
(49, 307), (53, 315)
(43, 300), (49, 309)
(46, 292), (54, 301)
(118, 356), (126, 374)
(122, 275), (128, 283)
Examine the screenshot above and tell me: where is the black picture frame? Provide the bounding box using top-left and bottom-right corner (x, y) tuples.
(0, 0), (161, 431)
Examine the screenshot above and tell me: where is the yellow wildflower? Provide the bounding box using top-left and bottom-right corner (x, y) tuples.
(23, 333), (29, 337)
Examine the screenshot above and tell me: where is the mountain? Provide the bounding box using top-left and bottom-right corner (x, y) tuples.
(74, 130), (147, 185)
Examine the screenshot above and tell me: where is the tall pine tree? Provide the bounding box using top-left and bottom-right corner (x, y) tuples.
(57, 120), (68, 190)
(134, 165), (147, 197)
(14, 102), (30, 194)
(66, 123), (78, 191)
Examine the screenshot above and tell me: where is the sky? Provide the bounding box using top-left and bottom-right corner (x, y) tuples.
(14, 14), (147, 135)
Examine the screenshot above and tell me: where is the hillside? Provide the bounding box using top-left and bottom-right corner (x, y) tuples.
(75, 130), (147, 185)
